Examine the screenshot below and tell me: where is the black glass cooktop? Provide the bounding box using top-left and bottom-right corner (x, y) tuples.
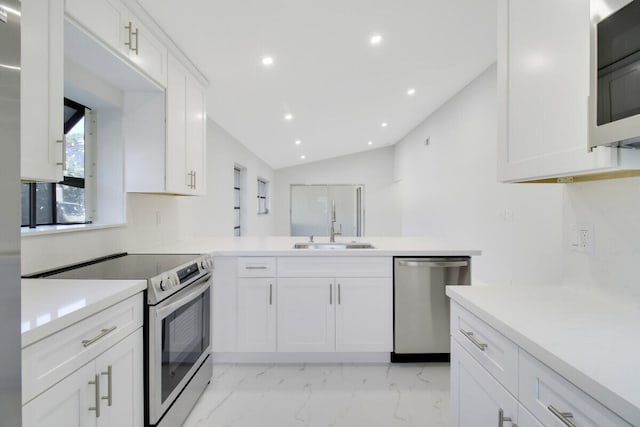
(25, 253), (201, 280)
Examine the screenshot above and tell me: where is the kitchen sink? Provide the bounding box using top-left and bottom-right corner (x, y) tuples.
(293, 242), (376, 249)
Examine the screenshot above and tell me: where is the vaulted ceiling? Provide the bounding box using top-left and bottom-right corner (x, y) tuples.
(138, 0), (497, 169)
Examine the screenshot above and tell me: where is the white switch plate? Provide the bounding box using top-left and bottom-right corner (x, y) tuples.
(570, 224), (594, 253)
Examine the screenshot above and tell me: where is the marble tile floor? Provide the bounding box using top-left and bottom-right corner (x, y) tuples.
(183, 363), (451, 427)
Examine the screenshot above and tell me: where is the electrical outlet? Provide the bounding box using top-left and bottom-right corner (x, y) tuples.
(570, 224), (594, 253)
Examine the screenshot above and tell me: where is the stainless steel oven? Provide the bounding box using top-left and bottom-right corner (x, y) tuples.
(148, 272), (212, 426)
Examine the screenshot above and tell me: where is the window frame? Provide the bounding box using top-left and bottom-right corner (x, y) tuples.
(233, 167), (241, 236)
(257, 178), (269, 215)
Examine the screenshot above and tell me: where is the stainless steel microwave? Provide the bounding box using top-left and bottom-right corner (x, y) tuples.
(589, 0), (640, 149)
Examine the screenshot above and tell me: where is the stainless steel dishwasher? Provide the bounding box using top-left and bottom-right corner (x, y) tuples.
(392, 257), (470, 362)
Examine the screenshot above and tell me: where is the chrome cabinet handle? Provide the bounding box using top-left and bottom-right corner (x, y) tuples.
(459, 329), (488, 351)
(124, 22), (133, 51)
(56, 138), (65, 168)
(329, 284), (333, 304)
(82, 326), (117, 347)
(193, 171), (197, 189)
(245, 266), (267, 270)
(132, 26), (139, 55)
(101, 366), (113, 406)
(89, 374), (100, 417)
(269, 283), (273, 305)
(548, 405), (576, 427)
(338, 283), (341, 305)
(187, 170), (195, 189)
(498, 408), (516, 427)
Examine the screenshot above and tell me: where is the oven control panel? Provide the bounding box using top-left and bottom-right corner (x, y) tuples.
(148, 254), (213, 305)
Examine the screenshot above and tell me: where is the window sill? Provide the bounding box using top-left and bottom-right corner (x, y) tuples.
(21, 223), (126, 237)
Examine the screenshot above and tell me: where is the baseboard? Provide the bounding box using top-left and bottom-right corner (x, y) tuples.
(212, 352), (391, 364)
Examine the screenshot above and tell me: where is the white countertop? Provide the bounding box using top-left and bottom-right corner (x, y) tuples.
(446, 285), (640, 426)
(132, 236), (481, 257)
(21, 279), (146, 348)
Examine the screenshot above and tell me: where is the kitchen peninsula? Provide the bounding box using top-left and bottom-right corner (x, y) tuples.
(133, 236), (480, 363)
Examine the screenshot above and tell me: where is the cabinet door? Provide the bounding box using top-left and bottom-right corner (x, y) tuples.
(21, 0), (64, 182)
(65, 0), (126, 54)
(519, 350), (632, 427)
(23, 362), (97, 427)
(518, 405), (544, 427)
(451, 339), (518, 427)
(335, 277), (392, 352)
(237, 278), (276, 352)
(497, 0), (637, 182)
(185, 75), (207, 195)
(277, 278), (335, 352)
(166, 55), (189, 194)
(124, 16), (168, 87)
(95, 329), (143, 427)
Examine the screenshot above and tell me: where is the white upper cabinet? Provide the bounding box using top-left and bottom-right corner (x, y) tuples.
(21, 0), (64, 182)
(65, 0), (167, 87)
(120, 13), (167, 86)
(166, 54), (206, 195)
(497, 0), (640, 182)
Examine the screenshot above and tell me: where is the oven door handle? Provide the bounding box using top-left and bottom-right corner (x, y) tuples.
(154, 273), (212, 320)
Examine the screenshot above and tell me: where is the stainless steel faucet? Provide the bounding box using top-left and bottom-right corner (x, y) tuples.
(329, 200), (341, 242)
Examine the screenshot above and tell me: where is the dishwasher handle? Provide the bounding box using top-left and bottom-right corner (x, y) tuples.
(397, 260), (468, 268)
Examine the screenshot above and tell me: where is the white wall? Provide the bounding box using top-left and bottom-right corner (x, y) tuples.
(273, 146), (401, 236)
(562, 177), (640, 298)
(394, 65), (565, 286)
(22, 118), (275, 274)
(190, 120), (276, 237)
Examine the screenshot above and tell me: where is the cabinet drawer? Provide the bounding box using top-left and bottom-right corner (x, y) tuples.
(451, 301), (518, 395)
(237, 257), (276, 277)
(519, 350), (631, 427)
(277, 257), (392, 277)
(22, 293), (143, 404)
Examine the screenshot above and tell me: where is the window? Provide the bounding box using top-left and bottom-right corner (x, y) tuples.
(257, 178), (269, 214)
(21, 98), (92, 228)
(233, 167), (241, 236)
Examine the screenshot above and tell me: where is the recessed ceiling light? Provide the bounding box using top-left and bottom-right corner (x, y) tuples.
(368, 141), (373, 146)
(370, 34), (383, 45)
(381, 122), (388, 128)
(262, 56), (274, 66)
(300, 155), (306, 160)
(284, 114), (293, 121)
(407, 88), (416, 96)
(295, 140), (302, 145)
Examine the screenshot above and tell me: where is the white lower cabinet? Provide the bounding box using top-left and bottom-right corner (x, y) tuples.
(519, 350), (631, 427)
(450, 300), (632, 427)
(214, 256), (393, 357)
(335, 278), (392, 352)
(277, 278), (335, 352)
(23, 328), (143, 427)
(277, 277), (392, 353)
(23, 362), (97, 427)
(237, 278), (276, 352)
(451, 339), (518, 427)
(94, 329), (143, 426)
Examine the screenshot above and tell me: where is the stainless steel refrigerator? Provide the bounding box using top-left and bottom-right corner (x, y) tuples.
(0, 0), (22, 425)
